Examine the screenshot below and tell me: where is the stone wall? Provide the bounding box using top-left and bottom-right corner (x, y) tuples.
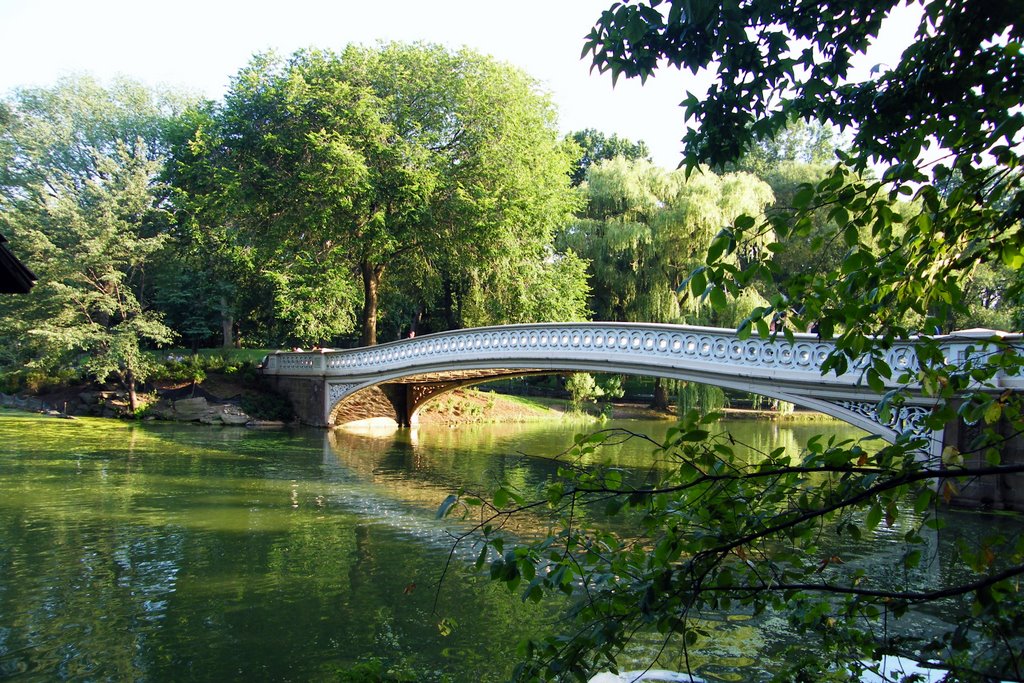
(264, 376), (327, 426)
(266, 378), (414, 427)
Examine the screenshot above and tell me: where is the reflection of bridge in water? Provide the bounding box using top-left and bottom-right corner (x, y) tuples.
(261, 323), (1024, 459)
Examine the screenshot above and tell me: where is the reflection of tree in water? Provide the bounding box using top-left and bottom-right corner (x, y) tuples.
(325, 420), (878, 543)
(327, 424), (566, 503)
(351, 523), (376, 594)
(325, 427), (563, 538)
(349, 523), (405, 655)
(5, 415), (999, 681)
(611, 613), (769, 681)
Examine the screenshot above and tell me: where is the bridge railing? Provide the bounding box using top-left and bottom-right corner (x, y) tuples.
(261, 323), (1023, 390)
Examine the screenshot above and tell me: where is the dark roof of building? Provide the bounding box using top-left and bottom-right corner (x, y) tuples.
(0, 233), (36, 294)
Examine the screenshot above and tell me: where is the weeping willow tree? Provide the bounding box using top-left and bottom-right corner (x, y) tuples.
(559, 156), (774, 406)
(560, 157), (773, 325)
(676, 381), (726, 414)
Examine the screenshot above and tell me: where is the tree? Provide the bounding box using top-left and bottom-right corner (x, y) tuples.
(0, 77), (183, 409)
(952, 262), (1024, 332)
(562, 156), (772, 325)
(440, 3), (1024, 681)
(157, 103), (267, 350)
(731, 118), (838, 177)
(454, 249), (593, 329)
(187, 44), (579, 346)
(583, 1), (1022, 347)
(565, 372), (604, 412)
(567, 128), (651, 186)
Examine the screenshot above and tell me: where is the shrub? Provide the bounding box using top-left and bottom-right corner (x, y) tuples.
(155, 356), (207, 385)
(566, 373), (603, 411)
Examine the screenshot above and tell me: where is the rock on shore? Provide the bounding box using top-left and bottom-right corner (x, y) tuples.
(1, 389), (256, 426)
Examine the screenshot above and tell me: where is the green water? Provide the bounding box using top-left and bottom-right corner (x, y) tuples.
(0, 412), (1011, 681)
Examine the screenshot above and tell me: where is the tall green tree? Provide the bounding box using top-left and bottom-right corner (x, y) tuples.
(186, 43), (579, 346)
(584, 1), (1022, 346)
(0, 77), (184, 408)
(455, 249), (592, 328)
(567, 128), (651, 186)
(157, 103), (266, 350)
(731, 118), (838, 177)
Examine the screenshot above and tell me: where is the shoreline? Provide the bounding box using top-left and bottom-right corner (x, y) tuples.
(2, 382), (837, 428)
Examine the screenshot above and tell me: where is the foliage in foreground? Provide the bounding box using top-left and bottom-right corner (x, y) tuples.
(442, 412), (1024, 682)
(436, 1), (1024, 680)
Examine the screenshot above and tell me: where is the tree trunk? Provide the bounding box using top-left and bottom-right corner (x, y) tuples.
(219, 295), (234, 349)
(360, 261), (384, 346)
(125, 368), (139, 413)
(650, 377), (669, 411)
(441, 277), (460, 330)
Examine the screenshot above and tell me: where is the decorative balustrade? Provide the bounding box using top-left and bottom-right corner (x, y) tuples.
(319, 325), (845, 374)
(264, 323), (1021, 387)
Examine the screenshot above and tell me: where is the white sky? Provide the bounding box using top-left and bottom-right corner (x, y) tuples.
(0, 0), (921, 170)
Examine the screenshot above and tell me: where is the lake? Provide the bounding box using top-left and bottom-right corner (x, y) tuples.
(0, 412), (1013, 681)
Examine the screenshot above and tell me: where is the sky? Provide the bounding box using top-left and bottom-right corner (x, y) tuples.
(0, 1), (921, 170)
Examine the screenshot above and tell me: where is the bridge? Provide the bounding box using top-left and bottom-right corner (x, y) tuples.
(259, 322), (1023, 459)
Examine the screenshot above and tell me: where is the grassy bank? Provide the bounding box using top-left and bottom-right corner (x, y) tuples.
(722, 407), (844, 423)
(416, 388), (571, 424)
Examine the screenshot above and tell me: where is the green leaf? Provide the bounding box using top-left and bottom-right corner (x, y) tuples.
(735, 214), (756, 229)
(866, 368), (885, 393)
(904, 549), (922, 569)
(755, 318), (770, 338)
(709, 286), (727, 310)
(984, 401), (1002, 425)
(793, 184), (815, 209)
(843, 224), (858, 247)
(706, 231), (733, 263)
(1000, 244), (1024, 269)
(914, 490), (933, 514)
(689, 268), (707, 297)
(437, 617), (457, 637)
(865, 503), (882, 532)
(678, 429), (710, 442)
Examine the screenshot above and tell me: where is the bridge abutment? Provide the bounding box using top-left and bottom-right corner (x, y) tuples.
(943, 411), (1024, 511)
(264, 376), (329, 427)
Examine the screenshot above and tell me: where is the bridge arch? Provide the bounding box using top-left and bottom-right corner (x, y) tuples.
(326, 370), (554, 427)
(322, 364), (928, 445)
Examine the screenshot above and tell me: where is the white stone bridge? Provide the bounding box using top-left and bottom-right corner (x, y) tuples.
(259, 323), (1023, 456)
